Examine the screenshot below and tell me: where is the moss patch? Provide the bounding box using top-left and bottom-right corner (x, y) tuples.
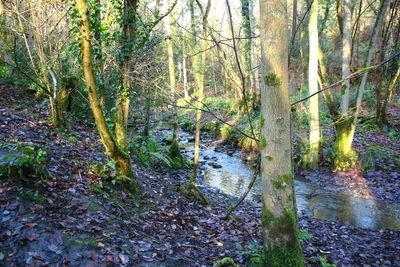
(260, 136), (267, 150)
(264, 73), (282, 87)
(259, 116), (265, 128)
(213, 257), (239, 267)
(272, 174), (293, 189)
(260, 204), (303, 267)
(265, 155), (273, 161)
(260, 247), (304, 267)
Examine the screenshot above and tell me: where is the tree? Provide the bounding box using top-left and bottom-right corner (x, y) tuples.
(303, 0), (320, 170)
(165, 0), (182, 163)
(190, 0), (211, 184)
(334, 0), (354, 168)
(334, 0), (388, 169)
(75, 0), (138, 195)
(241, 0), (255, 106)
(8, 1), (70, 127)
(259, 0), (304, 265)
(115, 0), (139, 152)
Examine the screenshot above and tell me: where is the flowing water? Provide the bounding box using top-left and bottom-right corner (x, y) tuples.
(153, 126), (400, 231)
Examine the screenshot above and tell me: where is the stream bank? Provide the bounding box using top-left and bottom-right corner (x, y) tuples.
(154, 124), (400, 231)
(0, 86), (399, 266)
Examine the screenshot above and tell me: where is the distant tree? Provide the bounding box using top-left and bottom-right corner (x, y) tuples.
(334, 0), (388, 169)
(190, 0), (211, 184)
(303, 0), (320, 170)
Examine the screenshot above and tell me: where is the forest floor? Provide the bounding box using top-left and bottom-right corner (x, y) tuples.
(0, 84), (400, 266)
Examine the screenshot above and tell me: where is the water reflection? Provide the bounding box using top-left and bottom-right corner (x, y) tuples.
(202, 147), (400, 230)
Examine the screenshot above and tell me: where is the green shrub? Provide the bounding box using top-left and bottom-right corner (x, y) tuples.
(204, 97), (234, 114)
(129, 135), (175, 169)
(201, 120), (219, 132)
(0, 145), (48, 184)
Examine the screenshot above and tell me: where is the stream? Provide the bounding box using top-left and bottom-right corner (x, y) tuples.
(154, 125), (400, 231)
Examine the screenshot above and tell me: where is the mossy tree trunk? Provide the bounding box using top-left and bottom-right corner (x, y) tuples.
(303, 0), (320, 170)
(76, 0), (138, 195)
(259, 0), (304, 265)
(334, 0), (353, 167)
(334, 0), (388, 170)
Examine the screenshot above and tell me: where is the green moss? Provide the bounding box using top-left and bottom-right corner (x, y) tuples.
(260, 247), (304, 267)
(227, 205), (235, 213)
(272, 174), (293, 190)
(213, 257), (239, 267)
(261, 203), (275, 226)
(260, 136), (267, 149)
(272, 179), (286, 189)
(87, 237), (104, 247)
(74, 239), (85, 246)
(278, 173), (293, 184)
(249, 256), (262, 266)
(260, 205), (303, 266)
(265, 155), (273, 161)
(301, 147), (319, 170)
(264, 73), (282, 87)
(260, 116), (265, 128)
(169, 139), (181, 158)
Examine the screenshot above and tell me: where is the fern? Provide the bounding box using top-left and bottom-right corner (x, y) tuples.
(148, 152), (173, 167)
(298, 230), (312, 242)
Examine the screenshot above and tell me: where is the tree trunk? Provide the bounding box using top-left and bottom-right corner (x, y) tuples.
(259, 0), (304, 265)
(190, 0), (211, 183)
(241, 0), (254, 104)
(76, 0), (138, 195)
(115, 62), (131, 151)
(336, 0), (344, 35)
(250, 0), (260, 107)
(27, 1), (64, 127)
(355, 0), (389, 125)
(303, 0), (320, 170)
(116, 0), (139, 152)
(356, 0), (389, 115)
